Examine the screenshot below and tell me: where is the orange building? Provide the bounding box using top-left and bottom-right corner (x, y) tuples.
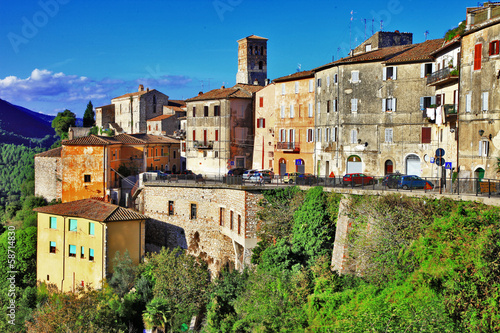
(60, 134), (180, 203)
(273, 71), (316, 176)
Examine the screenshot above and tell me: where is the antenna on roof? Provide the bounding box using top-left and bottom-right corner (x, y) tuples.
(372, 18), (374, 35)
(337, 47), (341, 60)
(380, 20), (383, 31)
(424, 30), (430, 41)
(363, 18), (367, 40)
(350, 10), (356, 51)
(297, 63), (302, 72)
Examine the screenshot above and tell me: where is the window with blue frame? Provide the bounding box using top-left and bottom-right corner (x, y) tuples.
(89, 222), (95, 235)
(81, 246), (85, 259)
(69, 244), (76, 257)
(50, 217), (57, 229)
(69, 219), (77, 232)
(89, 248), (94, 261)
(50, 241), (56, 253)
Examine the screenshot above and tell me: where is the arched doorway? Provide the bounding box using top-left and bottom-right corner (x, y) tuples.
(346, 155), (362, 174)
(384, 160), (394, 175)
(172, 165), (177, 174)
(405, 154), (421, 176)
(296, 159), (305, 173)
(279, 158), (286, 176)
(475, 167), (485, 181)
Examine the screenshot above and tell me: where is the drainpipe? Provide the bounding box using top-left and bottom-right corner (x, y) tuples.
(62, 216), (66, 291)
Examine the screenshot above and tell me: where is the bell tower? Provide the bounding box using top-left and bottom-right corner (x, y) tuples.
(236, 35), (268, 86)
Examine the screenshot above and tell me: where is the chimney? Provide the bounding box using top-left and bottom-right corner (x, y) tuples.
(265, 78), (270, 86)
(253, 79), (259, 85)
(198, 91), (203, 96)
(138, 84), (144, 92)
(221, 85), (225, 89)
(146, 87), (150, 92)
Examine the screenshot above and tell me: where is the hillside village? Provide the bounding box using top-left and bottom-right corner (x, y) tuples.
(32, 3), (500, 292)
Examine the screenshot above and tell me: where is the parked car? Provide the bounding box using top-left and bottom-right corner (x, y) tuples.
(397, 175), (434, 190)
(283, 172), (302, 184)
(382, 173), (404, 188)
(177, 170), (197, 179)
(343, 173), (374, 186)
(246, 170), (272, 183)
(227, 167), (247, 176)
(297, 173), (317, 185)
(242, 169), (257, 180)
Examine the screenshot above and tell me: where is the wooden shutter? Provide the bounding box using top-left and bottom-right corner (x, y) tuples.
(421, 127), (431, 144)
(474, 44), (482, 70)
(259, 97), (263, 107)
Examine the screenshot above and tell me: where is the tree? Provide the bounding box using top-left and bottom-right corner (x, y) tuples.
(108, 250), (136, 297)
(51, 109), (76, 139)
(83, 101), (95, 127)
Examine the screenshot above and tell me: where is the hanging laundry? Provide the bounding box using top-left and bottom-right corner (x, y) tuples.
(426, 107), (435, 120)
(435, 106), (443, 125)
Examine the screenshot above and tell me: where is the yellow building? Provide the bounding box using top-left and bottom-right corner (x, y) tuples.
(34, 199), (147, 292)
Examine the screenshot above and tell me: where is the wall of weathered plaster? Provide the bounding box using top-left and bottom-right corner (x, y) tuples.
(141, 184), (263, 273)
(35, 156), (62, 202)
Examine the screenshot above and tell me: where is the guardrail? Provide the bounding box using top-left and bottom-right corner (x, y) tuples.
(142, 173), (500, 198)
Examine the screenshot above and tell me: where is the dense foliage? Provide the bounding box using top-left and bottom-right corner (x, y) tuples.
(51, 109), (76, 140)
(444, 20), (466, 41)
(83, 101), (95, 127)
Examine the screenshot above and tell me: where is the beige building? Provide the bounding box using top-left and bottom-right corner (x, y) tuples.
(252, 83), (276, 170)
(458, 3), (500, 180)
(34, 199), (147, 292)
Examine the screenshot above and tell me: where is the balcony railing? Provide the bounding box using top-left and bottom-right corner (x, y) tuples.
(193, 140), (213, 149)
(426, 67), (459, 86)
(277, 142), (300, 150)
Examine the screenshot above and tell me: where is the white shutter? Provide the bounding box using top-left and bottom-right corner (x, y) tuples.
(309, 79), (313, 92)
(385, 128), (393, 143)
(281, 105), (285, 118)
(432, 63), (436, 73)
(393, 67), (397, 80)
(351, 129), (357, 143)
(383, 68), (387, 81)
(290, 104), (294, 118)
(282, 83), (285, 95)
(333, 99), (337, 112)
(351, 99), (358, 112)
(327, 75), (330, 87)
(479, 140), (483, 156)
(466, 93), (472, 112)
(392, 98), (397, 112)
(382, 98), (386, 111)
(485, 141), (489, 156)
(334, 127), (338, 141)
(317, 102), (321, 114)
(289, 129), (295, 142)
(482, 92), (489, 111)
(295, 82), (299, 94)
(317, 128), (321, 142)
(308, 103), (313, 117)
(421, 64), (425, 78)
(420, 97), (425, 110)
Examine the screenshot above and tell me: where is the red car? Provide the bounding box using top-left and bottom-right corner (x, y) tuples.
(343, 173), (374, 186)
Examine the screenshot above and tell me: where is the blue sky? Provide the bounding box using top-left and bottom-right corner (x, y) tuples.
(0, 0), (474, 117)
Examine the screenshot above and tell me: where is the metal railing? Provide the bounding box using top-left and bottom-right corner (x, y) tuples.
(142, 173), (500, 198)
(426, 67), (458, 85)
(276, 142), (300, 150)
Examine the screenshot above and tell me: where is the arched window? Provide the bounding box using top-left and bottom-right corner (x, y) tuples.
(260, 46), (264, 55)
(259, 61), (263, 70)
(249, 46), (253, 55)
(384, 160), (393, 175)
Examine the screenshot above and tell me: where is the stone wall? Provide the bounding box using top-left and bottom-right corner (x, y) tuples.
(142, 184), (263, 274)
(34, 155), (62, 202)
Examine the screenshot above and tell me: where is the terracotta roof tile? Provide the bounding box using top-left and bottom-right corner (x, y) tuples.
(147, 114), (175, 122)
(62, 135), (121, 146)
(168, 100), (186, 107)
(186, 84), (262, 102)
(35, 147), (62, 158)
(384, 38), (444, 63)
(113, 133), (147, 145)
(112, 90), (150, 100)
(33, 199), (148, 222)
(238, 35), (268, 41)
(273, 70), (314, 82)
(96, 104), (115, 110)
(127, 133), (180, 144)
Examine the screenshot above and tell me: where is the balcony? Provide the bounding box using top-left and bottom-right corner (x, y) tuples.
(193, 140), (213, 149)
(277, 142), (300, 152)
(426, 67), (459, 86)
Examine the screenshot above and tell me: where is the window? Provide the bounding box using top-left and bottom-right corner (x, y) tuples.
(257, 118), (266, 128)
(382, 98), (396, 112)
(317, 128), (322, 142)
(50, 241), (56, 253)
(474, 43), (482, 70)
(235, 127), (248, 143)
(334, 73), (338, 84)
(290, 104), (295, 118)
(326, 75), (330, 87)
(168, 201), (174, 216)
(193, 130), (196, 141)
(238, 214), (241, 234)
(190, 203), (197, 219)
(259, 97), (264, 107)
(317, 102), (321, 114)
(230, 211), (234, 230)
(317, 78), (321, 87)
(333, 127), (338, 142)
(420, 96), (435, 111)
(465, 93), (472, 112)
(214, 105), (220, 116)
(215, 129), (219, 141)
(259, 61), (263, 70)
(89, 248), (94, 261)
(351, 71), (359, 83)
(81, 246), (85, 259)
(295, 81), (299, 94)
(421, 127), (431, 144)
(280, 129), (286, 142)
(84, 174), (91, 183)
(204, 106), (209, 117)
(489, 40), (499, 56)
(326, 100), (330, 113)
(309, 79), (314, 92)
(281, 83), (285, 95)
(89, 222), (95, 236)
(383, 66), (397, 80)
(333, 99), (338, 112)
(307, 129), (314, 142)
(326, 128), (331, 142)
(192, 106), (196, 117)
(482, 92), (489, 111)
(280, 105), (285, 118)
(365, 44), (372, 52)
(385, 128), (393, 143)
(50, 216), (57, 229)
(69, 245), (76, 257)
(350, 129), (357, 144)
(69, 219), (77, 232)
(421, 63), (434, 77)
(219, 207), (225, 226)
(289, 129), (295, 143)
(351, 98), (358, 112)
(479, 140), (489, 157)
(173, 150), (177, 158)
(308, 103), (313, 118)
(161, 148), (164, 156)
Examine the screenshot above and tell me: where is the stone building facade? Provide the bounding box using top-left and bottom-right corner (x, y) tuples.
(34, 147), (62, 202)
(236, 35), (268, 86)
(273, 71), (316, 176)
(314, 37), (448, 178)
(185, 84), (263, 175)
(140, 184), (262, 273)
(458, 3), (500, 180)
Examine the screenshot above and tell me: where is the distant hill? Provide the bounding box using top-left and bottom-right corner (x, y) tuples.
(0, 99), (57, 147)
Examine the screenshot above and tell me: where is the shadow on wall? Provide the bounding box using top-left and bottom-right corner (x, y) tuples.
(145, 218), (188, 253)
